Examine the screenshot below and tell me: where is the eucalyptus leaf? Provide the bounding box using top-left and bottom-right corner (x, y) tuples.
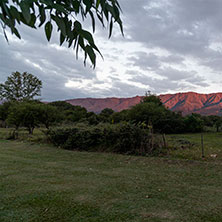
(45, 21), (53, 41)
(20, 1), (31, 23)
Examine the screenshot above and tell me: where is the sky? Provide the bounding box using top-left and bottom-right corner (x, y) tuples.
(1, 0), (222, 101)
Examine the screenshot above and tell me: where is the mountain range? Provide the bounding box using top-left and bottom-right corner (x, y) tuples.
(66, 92), (222, 116)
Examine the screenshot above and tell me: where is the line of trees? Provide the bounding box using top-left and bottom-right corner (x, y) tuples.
(1, 72), (222, 135)
(1, 92), (222, 134)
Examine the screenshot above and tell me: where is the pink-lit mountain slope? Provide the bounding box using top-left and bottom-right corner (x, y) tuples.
(66, 92), (222, 116)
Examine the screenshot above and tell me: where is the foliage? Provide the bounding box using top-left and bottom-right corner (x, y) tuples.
(2, 88), (222, 136)
(0, 71), (42, 101)
(49, 101), (88, 122)
(47, 122), (163, 155)
(6, 102), (23, 130)
(153, 110), (185, 134)
(141, 94), (163, 106)
(202, 115), (222, 132)
(111, 109), (129, 123)
(65, 105), (88, 122)
(0, 0), (123, 67)
(7, 101), (42, 134)
(86, 111), (100, 125)
(6, 101), (59, 134)
(127, 93), (186, 133)
(184, 113), (204, 133)
(128, 102), (167, 130)
(49, 101), (76, 111)
(99, 108), (114, 122)
(37, 103), (61, 129)
(215, 118), (222, 132)
(0, 101), (12, 127)
(126, 93), (208, 134)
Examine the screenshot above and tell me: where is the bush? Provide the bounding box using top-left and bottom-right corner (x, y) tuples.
(184, 113), (204, 133)
(46, 123), (164, 156)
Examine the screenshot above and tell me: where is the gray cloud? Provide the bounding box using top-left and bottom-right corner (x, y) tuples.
(128, 52), (160, 71)
(157, 67), (194, 81)
(110, 81), (146, 97)
(160, 54), (185, 64)
(129, 73), (185, 94)
(129, 65), (209, 94)
(121, 0), (222, 59)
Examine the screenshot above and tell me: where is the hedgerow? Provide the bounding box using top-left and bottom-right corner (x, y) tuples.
(46, 123), (164, 156)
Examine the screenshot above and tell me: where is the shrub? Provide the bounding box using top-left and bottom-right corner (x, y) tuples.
(46, 123), (164, 156)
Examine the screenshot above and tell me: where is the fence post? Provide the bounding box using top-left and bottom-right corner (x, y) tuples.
(162, 134), (167, 148)
(201, 133), (204, 158)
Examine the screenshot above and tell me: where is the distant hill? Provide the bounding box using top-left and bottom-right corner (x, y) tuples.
(160, 92), (222, 115)
(65, 92), (222, 116)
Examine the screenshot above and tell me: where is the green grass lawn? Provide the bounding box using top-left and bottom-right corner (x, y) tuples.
(1, 139), (222, 222)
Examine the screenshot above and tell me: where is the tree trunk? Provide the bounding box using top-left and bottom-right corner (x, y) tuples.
(28, 127), (34, 134)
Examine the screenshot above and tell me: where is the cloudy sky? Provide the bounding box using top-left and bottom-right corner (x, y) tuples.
(1, 0), (222, 101)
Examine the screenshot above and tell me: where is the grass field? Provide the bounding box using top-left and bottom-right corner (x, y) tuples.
(167, 132), (222, 161)
(1, 136), (222, 221)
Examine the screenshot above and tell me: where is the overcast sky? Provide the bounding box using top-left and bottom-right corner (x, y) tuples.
(1, 0), (222, 101)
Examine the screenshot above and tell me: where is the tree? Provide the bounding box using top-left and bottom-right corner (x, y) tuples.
(6, 102), (25, 130)
(111, 109), (130, 123)
(49, 101), (75, 111)
(99, 108), (114, 122)
(141, 91), (163, 106)
(0, 71), (42, 101)
(128, 93), (186, 133)
(7, 101), (61, 133)
(129, 102), (167, 130)
(0, 0), (123, 67)
(215, 117), (222, 132)
(184, 113), (204, 133)
(0, 101), (12, 127)
(141, 94), (163, 106)
(154, 110), (185, 134)
(37, 104), (60, 129)
(7, 101), (42, 134)
(65, 105), (87, 122)
(86, 112), (99, 125)
(49, 101), (87, 122)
